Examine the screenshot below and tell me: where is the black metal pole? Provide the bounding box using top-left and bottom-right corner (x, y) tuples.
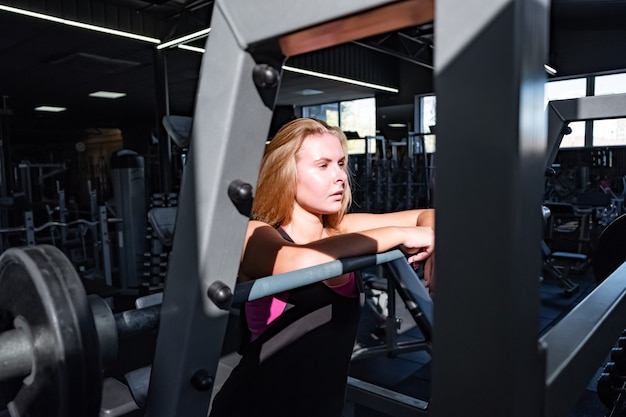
(0, 96), (13, 198)
(153, 49), (173, 194)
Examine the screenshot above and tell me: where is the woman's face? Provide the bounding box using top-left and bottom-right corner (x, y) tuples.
(294, 133), (347, 216)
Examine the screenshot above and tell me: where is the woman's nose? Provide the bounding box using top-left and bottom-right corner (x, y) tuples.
(336, 167), (347, 182)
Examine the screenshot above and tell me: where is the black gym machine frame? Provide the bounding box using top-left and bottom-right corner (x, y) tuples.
(2, 1), (626, 417)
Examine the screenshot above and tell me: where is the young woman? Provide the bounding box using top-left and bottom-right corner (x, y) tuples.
(209, 118), (435, 417)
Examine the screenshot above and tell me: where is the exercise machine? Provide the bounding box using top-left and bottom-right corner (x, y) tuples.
(541, 204), (585, 296)
(353, 263), (432, 361)
(3, 1), (626, 417)
(147, 2), (434, 416)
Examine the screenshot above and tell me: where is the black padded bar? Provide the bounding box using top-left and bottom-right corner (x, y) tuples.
(232, 249), (406, 305)
(115, 305), (161, 338)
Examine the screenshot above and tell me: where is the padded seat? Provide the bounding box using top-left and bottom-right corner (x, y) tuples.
(544, 202), (591, 254)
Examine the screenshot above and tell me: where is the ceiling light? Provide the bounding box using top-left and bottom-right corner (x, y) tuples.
(89, 91), (127, 99)
(283, 65), (399, 93)
(178, 44), (206, 53)
(388, 123), (407, 128)
(298, 89), (324, 96)
(544, 64), (557, 75)
(0, 5), (160, 44)
(157, 28), (211, 50)
(35, 106), (66, 113)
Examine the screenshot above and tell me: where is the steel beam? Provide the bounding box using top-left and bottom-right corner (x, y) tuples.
(144, 3), (274, 415)
(432, 1), (549, 417)
(546, 93), (626, 169)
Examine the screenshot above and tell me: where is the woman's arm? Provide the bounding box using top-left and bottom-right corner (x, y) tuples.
(341, 209), (436, 293)
(340, 208), (435, 233)
(238, 220), (434, 282)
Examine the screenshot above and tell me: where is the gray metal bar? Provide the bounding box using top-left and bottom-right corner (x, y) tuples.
(432, 1), (548, 417)
(98, 206), (113, 286)
(233, 250), (405, 304)
(114, 305), (161, 338)
(0, 328), (33, 381)
(145, 1), (410, 416)
(216, 0), (397, 49)
(541, 262), (626, 417)
(546, 93), (626, 170)
(549, 93), (626, 123)
(24, 211), (34, 245)
(144, 4), (270, 415)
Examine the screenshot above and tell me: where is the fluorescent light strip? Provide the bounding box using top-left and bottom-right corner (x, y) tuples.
(35, 106), (66, 112)
(89, 91), (127, 99)
(158, 28), (211, 50)
(283, 65), (398, 93)
(544, 64), (557, 75)
(177, 44), (206, 53)
(0, 5), (160, 44)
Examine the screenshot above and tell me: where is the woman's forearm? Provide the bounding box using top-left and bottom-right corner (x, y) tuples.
(416, 208), (435, 229)
(273, 226), (432, 275)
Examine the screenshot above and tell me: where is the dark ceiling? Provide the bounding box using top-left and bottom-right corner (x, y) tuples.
(1, 0), (626, 147)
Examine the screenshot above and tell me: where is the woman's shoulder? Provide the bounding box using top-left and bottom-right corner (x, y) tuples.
(248, 219), (270, 229)
(245, 220), (282, 241)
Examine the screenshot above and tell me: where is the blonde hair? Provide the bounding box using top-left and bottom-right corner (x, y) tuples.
(251, 118), (352, 230)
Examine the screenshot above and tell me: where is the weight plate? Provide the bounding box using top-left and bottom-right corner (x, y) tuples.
(0, 245), (102, 417)
(593, 213), (626, 284)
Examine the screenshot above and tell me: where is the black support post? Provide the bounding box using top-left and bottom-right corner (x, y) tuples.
(153, 48), (173, 194)
(431, 1), (549, 416)
(0, 96), (12, 199)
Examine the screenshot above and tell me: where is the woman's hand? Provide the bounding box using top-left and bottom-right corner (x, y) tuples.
(399, 226), (434, 260)
(401, 226), (435, 296)
(423, 253), (435, 295)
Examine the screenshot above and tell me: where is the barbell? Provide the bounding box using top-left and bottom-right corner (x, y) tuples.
(0, 243), (421, 417)
(0, 245), (160, 417)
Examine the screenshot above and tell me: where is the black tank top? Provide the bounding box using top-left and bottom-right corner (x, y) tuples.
(209, 227), (364, 417)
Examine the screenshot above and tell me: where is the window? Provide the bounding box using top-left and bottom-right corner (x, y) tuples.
(545, 78), (587, 148)
(302, 97), (376, 138)
(595, 73), (626, 95)
(339, 98), (376, 138)
(302, 102), (339, 125)
(544, 78), (587, 105)
(302, 98), (376, 155)
(419, 95), (436, 153)
(593, 73), (626, 147)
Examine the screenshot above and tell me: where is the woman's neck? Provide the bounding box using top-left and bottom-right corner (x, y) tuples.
(283, 207), (326, 244)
